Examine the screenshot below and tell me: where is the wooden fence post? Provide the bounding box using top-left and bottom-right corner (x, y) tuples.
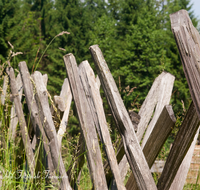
(63, 54), (108, 190)
(6, 67), (35, 176)
(90, 45), (157, 190)
(79, 60), (126, 190)
(157, 102), (200, 190)
(33, 71), (72, 190)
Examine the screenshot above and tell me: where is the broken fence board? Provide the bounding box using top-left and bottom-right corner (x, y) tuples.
(33, 71), (72, 190)
(79, 60), (125, 190)
(126, 105), (176, 190)
(63, 53), (108, 190)
(90, 45), (157, 190)
(157, 102), (200, 190)
(55, 78), (72, 151)
(170, 127), (200, 190)
(1, 75), (8, 105)
(6, 67), (35, 176)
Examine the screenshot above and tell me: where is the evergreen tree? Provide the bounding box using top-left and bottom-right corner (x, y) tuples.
(0, 0), (20, 62)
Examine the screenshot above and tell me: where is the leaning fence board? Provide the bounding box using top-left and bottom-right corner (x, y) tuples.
(6, 67), (35, 176)
(136, 72), (166, 141)
(63, 54), (108, 190)
(79, 60), (126, 190)
(55, 78), (72, 151)
(126, 105), (176, 190)
(33, 71), (72, 190)
(170, 127), (200, 190)
(157, 102), (200, 190)
(18, 62), (58, 186)
(90, 45), (157, 190)
(8, 73), (23, 141)
(141, 73), (175, 148)
(170, 10), (200, 120)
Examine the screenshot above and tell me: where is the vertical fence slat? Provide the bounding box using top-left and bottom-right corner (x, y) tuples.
(90, 45), (157, 190)
(79, 60), (126, 190)
(63, 54), (108, 190)
(6, 67), (35, 176)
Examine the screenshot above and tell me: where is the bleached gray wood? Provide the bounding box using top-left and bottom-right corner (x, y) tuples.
(150, 161), (165, 173)
(170, 10), (200, 120)
(18, 62), (58, 187)
(42, 74), (48, 87)
(96, 75), (101, 90)
(1, 75), (8, 105)
(79, 60), (125, 190)
(141, 73), (175, 148)
(63, 53), (108, 190)
(56, 78), (72, 151)
(157, 102), (200, 190)
(9, 73), (23, 141)
(170, 127), (200, 190)
(33, 71), (72, 190)
(126, 105), (176, 190)
(6, 67), (35, 176)
(90, 45), (157, 190)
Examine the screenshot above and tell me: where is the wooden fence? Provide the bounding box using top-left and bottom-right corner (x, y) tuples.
(0, 9), (200, 190)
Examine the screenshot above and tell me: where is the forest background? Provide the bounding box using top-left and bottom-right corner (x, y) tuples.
(0, 0), (200, 136)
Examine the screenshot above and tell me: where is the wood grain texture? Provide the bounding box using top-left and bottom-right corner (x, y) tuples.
(90, 45), (157, 190)
(170, 127), (200, 190)
(33, 71), (72, 190)
(157, 102), (200, 190)
(55, 78), (72, 151)
(170, 10), (200, 120)
(79, 60), (125, 190)
(18, 62), (58, 186)
(126, 105), (176, 190)
(6, 67), (35, 176)
(63, 54), (108, 190)
(9, 73), (23, 141)
(1, 75), (8, 105)
(141, 73), (175, 148)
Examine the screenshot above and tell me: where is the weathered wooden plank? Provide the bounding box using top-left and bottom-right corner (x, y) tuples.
(79, 60), (125, 190)
(170, 127), (200, 190)
(8, 73), (23, 141)
(170, 10), (200, 119)
(150, 160), (165, 173)
(157, 102), (200, 190)
(33, 71), (72, 190)
(1, 75), (8, 105)
(6, 67), (35, 176)
(18, 62), (58, 186)
(141, 73), (175, 148)
(126, 105), (176, 190)
(136, 72), (166, 141)
(63, 53), (108, 190)
(90, 45), (157, 190)
(55, 78), (72, 151)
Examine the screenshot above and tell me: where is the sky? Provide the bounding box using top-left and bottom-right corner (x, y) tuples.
(190, 0), (200, 21)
